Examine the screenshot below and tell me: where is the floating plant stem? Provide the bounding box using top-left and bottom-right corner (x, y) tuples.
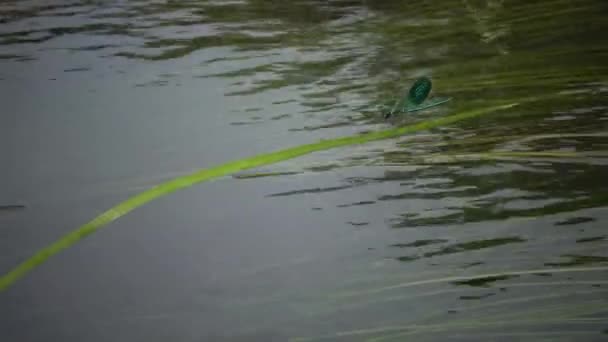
(0, 102), (518, 292)
(333, 266), (608, 298)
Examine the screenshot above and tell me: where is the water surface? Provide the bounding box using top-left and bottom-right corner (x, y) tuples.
(1, 0), (608, 341)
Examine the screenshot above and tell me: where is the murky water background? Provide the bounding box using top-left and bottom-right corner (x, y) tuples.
(1, 0), (608, 341)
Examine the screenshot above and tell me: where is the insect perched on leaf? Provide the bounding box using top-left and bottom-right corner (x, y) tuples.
(384, 77), (452, 119)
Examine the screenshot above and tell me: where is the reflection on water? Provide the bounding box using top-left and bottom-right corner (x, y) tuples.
(1, 0), (608, 341)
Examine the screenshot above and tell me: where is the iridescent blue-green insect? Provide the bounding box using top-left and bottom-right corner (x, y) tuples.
(384, 77), (451, 119)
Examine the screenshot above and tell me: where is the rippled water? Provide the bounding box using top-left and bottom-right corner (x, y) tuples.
(1, 0), (608, 341)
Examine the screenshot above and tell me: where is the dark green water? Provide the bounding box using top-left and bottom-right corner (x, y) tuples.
(1, 0), (608, 341)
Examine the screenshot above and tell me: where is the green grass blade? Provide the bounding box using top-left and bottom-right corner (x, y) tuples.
(0, 103), (518, 293)
(404, 97), (453, 112)
(333, 266), (608, 299)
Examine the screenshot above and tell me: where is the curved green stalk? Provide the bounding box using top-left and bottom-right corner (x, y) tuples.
(332, 266), (608, 299)
(405, 97), (453, 112)
(289, 300), (608, 342)
(0, 103), (518, 293)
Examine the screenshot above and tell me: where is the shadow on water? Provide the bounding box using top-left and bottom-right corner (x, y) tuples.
(1, 0), (608, 341)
